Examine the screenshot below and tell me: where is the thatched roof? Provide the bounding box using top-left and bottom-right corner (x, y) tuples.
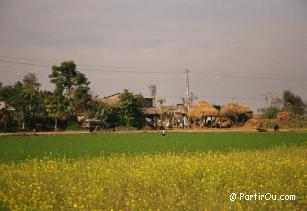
(220, 101), (251, 116)
(188, 101), (219, 118)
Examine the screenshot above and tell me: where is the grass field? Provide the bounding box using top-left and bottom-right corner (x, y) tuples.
(0, 132), (306, 210)
(0, 132), (306, 162)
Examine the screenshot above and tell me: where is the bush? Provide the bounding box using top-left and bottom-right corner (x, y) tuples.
(67, 121), (83, 131)
(259, 107), (280, 119)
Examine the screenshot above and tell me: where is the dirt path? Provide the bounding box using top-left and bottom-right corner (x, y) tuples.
(0, 127), (294, 137)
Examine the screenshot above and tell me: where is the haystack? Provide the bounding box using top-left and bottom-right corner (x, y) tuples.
(220, 101), (250, 116)
(244, 118), (260, 128)
(188, 101), (218, 119)
(220, 101), (251, 125)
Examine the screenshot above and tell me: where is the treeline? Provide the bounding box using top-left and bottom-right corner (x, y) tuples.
(0, 61), (145, 131)
(258, 90), (306, 119)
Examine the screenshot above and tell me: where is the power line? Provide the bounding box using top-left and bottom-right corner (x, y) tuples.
(0, 59), (182, 74)
(1, 55), (304, 106)
(0, 59), (51, 68)
(193, 68), (307, 78)
(193, 71), (307, 82)
(0, 55), (182, 72)
(0, 56), (306, 81)
(2, 54), (307, 78)
(161, 95), (264, 101)
(0, 55), (57, 64)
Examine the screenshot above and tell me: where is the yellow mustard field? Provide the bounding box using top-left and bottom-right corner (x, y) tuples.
(0, 147), (306, 210)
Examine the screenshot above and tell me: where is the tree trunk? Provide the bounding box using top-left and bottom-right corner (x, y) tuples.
(22, 112), (25, 129)
(54, 118), (58, 130)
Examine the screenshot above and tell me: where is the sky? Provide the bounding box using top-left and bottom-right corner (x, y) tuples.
(0, 0), (306, 111)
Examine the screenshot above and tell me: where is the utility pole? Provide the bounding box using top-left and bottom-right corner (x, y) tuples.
(185, 68), (191, 108)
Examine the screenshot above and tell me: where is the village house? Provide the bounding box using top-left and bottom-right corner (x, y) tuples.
(101, 92), (161, 127)
(161, 104), (189, 128)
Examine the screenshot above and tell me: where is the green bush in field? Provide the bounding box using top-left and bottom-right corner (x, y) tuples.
(0, 147), (305, 210)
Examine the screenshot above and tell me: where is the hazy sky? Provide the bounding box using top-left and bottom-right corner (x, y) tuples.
(0, 0), (306, 111)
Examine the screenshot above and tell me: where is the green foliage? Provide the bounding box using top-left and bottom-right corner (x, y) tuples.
(67, 120), (83, 131)
(259, 106), (280, 119)
(44, 91), (69, 130)
(119, 90), (145, 129)
(22, 73), (42, 128)
(94, 103), (120, 130)
(0, 82), (13, 102)
(0, 108), (12, 129)
(49, 61), (91, 117)
(1, 81), (25, 125)
(84, 100), (101, 119)
(0, 73), (44, 129)
(282, 90), (305, 117)
(259, 90), (305, 119)
(0, 84), (15, 129)
(1, 61), (93, 131)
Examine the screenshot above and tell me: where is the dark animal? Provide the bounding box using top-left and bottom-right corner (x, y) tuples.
(273, 124), (279, 132)
(256, 127), (268, 132)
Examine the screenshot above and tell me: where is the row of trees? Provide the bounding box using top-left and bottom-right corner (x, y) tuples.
(1, 60), (306, 131)
(0, 61), (145, 131)
(259, 90), (306, 119)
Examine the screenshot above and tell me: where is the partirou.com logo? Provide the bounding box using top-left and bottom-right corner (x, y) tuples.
(229, 193), (296, 202)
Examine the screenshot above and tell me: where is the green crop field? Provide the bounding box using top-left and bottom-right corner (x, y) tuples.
(0, 132), (306, 162)
(0, 132), (306, 210)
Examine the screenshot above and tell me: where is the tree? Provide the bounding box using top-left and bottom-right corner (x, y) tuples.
(258, 106), (280, 119)
(157, 98), (166, 107)
(22, 73), (41, 129)
(119, 90), (145, 129)
(0, 74), (42, 129)
(258, 92), (283, 119)
(282, 90), (305, 117)
(0, 100), (12, 129)
(84, 100), (101, 120)
(49, 61), (91, 118)
(0, 83), (13, 103)
(1, 75), (39, 129)
(264, 92), (282, 109)
(94, 103), (120, 131)
(8, 81), (25, 128)
(0, 83), (17, 129)
(156, 98), (166, 120)
(44, 91), (69, 130)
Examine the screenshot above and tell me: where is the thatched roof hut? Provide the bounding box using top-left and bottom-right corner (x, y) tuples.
(220, 101), (251, 116)
(188, 101), (219, 119)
